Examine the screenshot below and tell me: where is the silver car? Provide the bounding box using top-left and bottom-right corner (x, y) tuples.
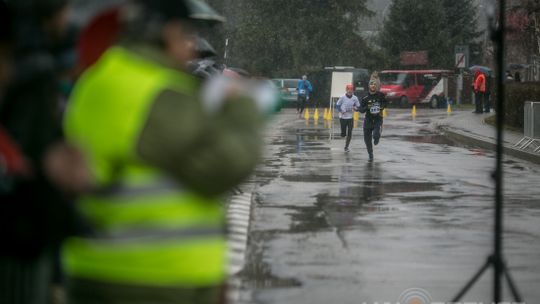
(272, 78), (300, 106)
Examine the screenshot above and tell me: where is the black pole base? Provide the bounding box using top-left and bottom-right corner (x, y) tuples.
(451, 255), (523, 303)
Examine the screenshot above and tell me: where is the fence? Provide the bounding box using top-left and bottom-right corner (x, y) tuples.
(514, 101), (540, 153)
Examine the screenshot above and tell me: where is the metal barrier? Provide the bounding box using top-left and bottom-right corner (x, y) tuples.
(514, 101), (540, 153)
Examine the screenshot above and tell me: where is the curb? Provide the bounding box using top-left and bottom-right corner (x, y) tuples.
(225, 191), (253, 304)
(440, 126), (540, 165)
(226, 192), (252, 276)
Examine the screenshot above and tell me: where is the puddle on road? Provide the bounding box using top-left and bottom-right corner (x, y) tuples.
(281, 174), (337, 183)
(386, 134), (457, 146)
(503, 159), (528, 171)
(380, 181), (443, 193)
(253, 169), (280, 187)
(273, 134), (331, 157)
(256, 179), (442, 237)
(239, 230), (303, 289)
(287, 204), (332, 233)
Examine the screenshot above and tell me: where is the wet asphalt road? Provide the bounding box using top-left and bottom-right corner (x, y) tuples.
(234, 108), (540, 304)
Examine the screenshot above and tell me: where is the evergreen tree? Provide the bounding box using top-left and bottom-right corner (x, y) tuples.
(222, 0), (375, 76)
(441, 0), (483, 66)
(379, 0), (482, 68)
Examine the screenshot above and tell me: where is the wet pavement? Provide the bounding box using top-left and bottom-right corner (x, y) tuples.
(234, 108), (540, 304)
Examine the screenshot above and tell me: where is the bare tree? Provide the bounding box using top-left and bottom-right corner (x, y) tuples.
(525, 0), (540, 56)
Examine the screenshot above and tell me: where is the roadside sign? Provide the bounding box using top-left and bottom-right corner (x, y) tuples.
(330, 72), (353, 98)
(454, 45), (469, 68)
(400, 51), (428, 66)
(455, 53), (466, 68)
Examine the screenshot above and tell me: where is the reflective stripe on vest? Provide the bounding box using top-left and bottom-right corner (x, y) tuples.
(92, 177), (181, 199)
(62, 47), (226, 286)
(63, 237), (226, 286)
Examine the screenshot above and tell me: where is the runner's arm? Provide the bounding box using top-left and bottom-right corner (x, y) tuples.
(359, 97), (368, 113)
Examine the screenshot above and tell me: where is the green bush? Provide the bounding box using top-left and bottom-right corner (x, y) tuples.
(505, 82), (540, 129)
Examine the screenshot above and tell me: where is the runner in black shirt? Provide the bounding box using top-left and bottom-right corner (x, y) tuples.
(359, 73), (387, 161)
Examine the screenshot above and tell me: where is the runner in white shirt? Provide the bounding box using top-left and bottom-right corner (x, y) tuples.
(336, 84), (360, 152)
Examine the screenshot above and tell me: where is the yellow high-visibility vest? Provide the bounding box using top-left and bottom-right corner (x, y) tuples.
(63, 47), (226, 287)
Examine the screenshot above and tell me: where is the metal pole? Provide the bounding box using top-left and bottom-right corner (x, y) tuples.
(451, 4), (523, 301)
(456, 71), (462, 105)
(224, 38), (229, 65)
(494, 0), (506, 301)
(459, 69), (463, 105)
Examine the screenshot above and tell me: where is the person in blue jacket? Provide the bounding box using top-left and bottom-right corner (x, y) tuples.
(296, 75), (313, 117)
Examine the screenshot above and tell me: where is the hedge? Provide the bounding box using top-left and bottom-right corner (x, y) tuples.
(504, 82), (540, 129)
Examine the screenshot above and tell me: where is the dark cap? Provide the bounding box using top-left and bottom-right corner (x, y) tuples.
(135, 0), (224, 24)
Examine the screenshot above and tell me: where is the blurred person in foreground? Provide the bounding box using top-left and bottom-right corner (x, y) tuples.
(0, 1), (92, 303)
(0, 1), (12, 98)
(62, 0), (267, 303)
(359, 72), (387, 162)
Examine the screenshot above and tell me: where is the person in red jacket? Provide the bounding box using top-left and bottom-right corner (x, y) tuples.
(473, 70), (486, 114)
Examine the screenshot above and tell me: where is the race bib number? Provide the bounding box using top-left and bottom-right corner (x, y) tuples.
(370, 105), (381, 114)
(299, 89), (306, 95)
(343, 105), (353, 112)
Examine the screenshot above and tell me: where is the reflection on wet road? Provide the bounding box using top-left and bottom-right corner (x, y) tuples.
(236, 109), (540, 304)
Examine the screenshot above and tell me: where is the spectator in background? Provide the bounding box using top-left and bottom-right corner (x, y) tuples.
(514, 71), (521, 82)
(484, 72), (492, 113)
(472, 70), (486, 114)
(77, 5), (122, 71)
(0, 0), (91, 303)
(0, 1), (12, 99)
(506, 70), (514, 81)
(296, 74), (313, 117)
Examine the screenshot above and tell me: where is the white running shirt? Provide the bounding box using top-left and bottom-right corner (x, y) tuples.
(336, 94), (360, 119)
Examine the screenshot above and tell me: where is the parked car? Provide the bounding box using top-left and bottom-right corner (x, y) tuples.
(379, 70), (451, 108)
(272, 78), (300, 106)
